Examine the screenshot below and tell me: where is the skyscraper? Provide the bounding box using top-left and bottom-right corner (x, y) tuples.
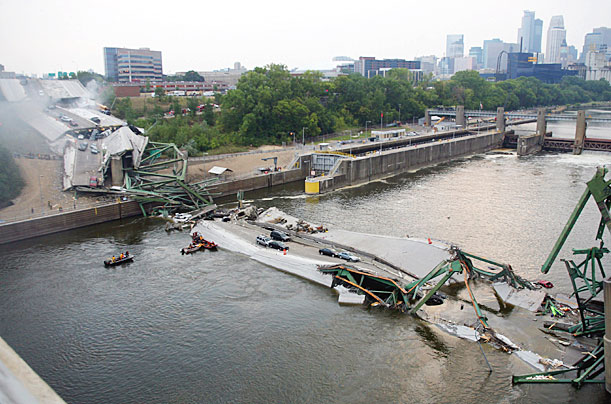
(517, 11), (543, 53)
(546, 16), (566, 64)
(468, 47), (483, 69)
(580, 27), (611, 61)
(446, 34), (464, 58)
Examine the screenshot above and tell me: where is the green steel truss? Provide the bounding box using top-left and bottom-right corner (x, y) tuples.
(124, 141), (218, 215)
(319, 248), (534, 331)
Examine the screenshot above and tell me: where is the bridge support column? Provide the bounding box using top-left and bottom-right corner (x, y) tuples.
(424, 110), (431, 127)
(536, 108), (547, 138)
(573, 110), (586, 155)
(456, 105), (465, 128)
(496, 107), (505, 132)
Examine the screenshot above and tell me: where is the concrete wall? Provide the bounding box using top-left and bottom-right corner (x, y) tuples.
(517, 133), (544, 156)
(211, 157), (310, 198)
(316, 131), (503, 193)
(0, 201), (142, 245)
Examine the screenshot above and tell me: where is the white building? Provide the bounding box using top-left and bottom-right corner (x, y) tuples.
(453, 57), (476, 73)
(546, 16), (566, 64)
(585, 51), (611, 82)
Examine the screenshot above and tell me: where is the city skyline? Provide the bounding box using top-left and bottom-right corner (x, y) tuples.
(1, 0), (609, 76)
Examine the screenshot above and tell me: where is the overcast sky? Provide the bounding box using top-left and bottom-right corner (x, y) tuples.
(1, 0), (609, 76)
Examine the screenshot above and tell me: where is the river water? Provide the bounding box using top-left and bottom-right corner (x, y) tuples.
(1, 118), (611, 403)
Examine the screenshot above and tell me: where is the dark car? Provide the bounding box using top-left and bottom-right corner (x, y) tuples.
(270, 230), (291, 242)
(319, 248), (339, 257)
(268, 240), (288, 251)
(90, 117), (101, 124)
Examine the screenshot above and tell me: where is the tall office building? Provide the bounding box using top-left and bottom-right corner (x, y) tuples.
(446, 34), (464, 58)
(546, 16), (566, 64)
(468, 47), (483, 69)
(104, 47), (163, 83)
(580, 27), (611, 62)
(517, 11), (543, 53)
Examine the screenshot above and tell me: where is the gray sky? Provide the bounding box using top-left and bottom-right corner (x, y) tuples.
(1, 0), (609, 76)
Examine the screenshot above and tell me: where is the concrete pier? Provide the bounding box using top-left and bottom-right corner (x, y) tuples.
(496, 107), (505, 132)
(536, 108), (547, 136)
(424, 109), (431, 127)
(456, 105), (465, 128)
(573, 110), (586, 155)
(517, 133), (544, 156)
(605, 276), (611, 394)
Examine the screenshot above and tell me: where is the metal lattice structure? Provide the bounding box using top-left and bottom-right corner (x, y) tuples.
(514, 166), (611, 387)
(123, 141), (217, 215)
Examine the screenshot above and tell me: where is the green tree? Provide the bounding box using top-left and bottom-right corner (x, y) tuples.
(0, 145), (24, 204)
(183, 70), (205, 82)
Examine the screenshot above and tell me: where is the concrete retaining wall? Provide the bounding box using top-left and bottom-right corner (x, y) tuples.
(316, 131), (503, 193)
(0, 201), (142, 245)
(211, 157), (311, 198)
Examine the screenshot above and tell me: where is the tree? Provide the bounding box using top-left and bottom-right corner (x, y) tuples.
(183, 70), (205, 82)
(0, 145), (24, 204)
(76, 71), (105, 86)
(154, 86), (165, 98)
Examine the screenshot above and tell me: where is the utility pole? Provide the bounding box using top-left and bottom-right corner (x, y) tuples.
(302, 127), (306, 145)
(365, 120), (371, 136)
(380, 112), (383, 129)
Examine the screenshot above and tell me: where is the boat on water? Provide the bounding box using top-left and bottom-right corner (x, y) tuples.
(201, 240), (218, 250)
(104, 255), (134, 266)
(191, 232), (218, 251)
(181, 244), (203, 255)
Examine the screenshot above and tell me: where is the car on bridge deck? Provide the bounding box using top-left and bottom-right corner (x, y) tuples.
(338, 251), (360, 262)
(319, 247), (339, 257)
(270, 230), (291, 242)
(268, 240), (288, 251)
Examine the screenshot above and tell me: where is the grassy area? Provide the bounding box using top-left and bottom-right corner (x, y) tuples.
(205, 144), (250, 155)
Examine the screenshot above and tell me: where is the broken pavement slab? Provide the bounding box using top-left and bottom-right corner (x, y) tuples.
(493, 282), (547, 312)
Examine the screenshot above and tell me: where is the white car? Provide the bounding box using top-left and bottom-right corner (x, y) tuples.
(174, 213), (193, 223)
